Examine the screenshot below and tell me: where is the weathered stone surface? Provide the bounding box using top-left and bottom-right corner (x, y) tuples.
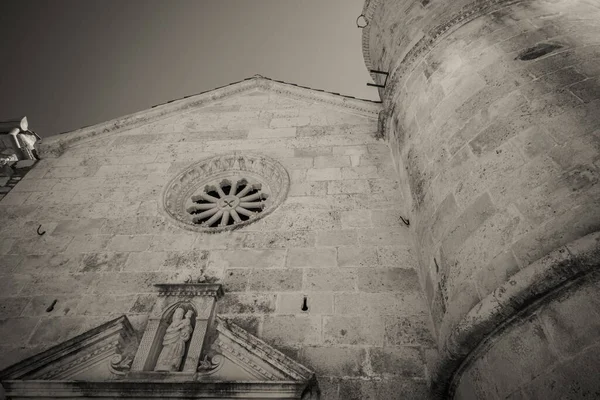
(0, 83), (437, 398)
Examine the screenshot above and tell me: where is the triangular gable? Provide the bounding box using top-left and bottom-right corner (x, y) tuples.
(0, 284), (318, 399)
(39, 75), (381, 157)
(0, 316), (137, 382)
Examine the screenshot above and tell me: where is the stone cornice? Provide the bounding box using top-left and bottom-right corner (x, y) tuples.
(38, 76), (381, 158)
(1, 380), (309, 399)
(215, 317), (314, 382)
(0, 316), (135, 380)
(360, 0), (383, 83)
(154, 283), (224, 298)
(431, 231), (600, 398)
(361, 0), (525, 101)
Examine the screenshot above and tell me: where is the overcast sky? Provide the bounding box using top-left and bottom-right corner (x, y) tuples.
(0, 0), (378, 137)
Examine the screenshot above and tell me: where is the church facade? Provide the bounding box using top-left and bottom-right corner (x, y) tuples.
(1, 0), (600, 398)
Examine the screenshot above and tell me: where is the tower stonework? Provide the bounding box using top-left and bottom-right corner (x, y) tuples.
(362, 0), (600, 398)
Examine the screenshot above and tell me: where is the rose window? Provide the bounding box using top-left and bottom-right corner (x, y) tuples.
(187, 179), (268, 227)
(162, 153), (289, 233)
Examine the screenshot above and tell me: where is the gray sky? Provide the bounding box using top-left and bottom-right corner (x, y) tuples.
(0, 0), (378, 137)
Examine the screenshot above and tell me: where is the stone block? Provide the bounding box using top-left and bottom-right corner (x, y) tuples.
(340, 210), (372, 228)
(286, 247), (337, 268)
(479, 315), (559, 398)
(369, 346), (425, 378)
(75, 294), (137, 316)
(341, 288), (429, 316)
(341, 166), (379, 180)
(78, 252), (128, 273)
(22, 273), (97, 297)
(370, 209), (410, 228)
(0, 274), (31, 297)
(222, 269), (250, 292)
(216, 292), (276, 314)
(148, 234), (196, 252)
(269, 117), (310, 128)
(123, 251), (169, 272)
(92, 272), (161, 295)
(0, 255), (23, 274)
(332, 145), (369, 156)
(209, 249), (286, 270)
(314, 156), (351, 168)
(357, 228), (412, 246)
(28, 316), (103, 346)
(106, 235), (152, 252)
(248, 127), (296, 139)
(22, 295), (80, 317)
(316, 230), (357, 247)
(0, 317), (40, 346)
(0, 190), (31, 206)
(52, 219), (106, 236)
(279, 157), (314, 169)
(521, 342), (600, 400)
(323, 315), (384, 346)
(441, 192), (497, 256)
(0, 297), (30, 318)
(384, 314), (436, 347)
(338, 378), (429, 400)
(248, 268), (302, 291)
(538, 281), (600, 357)
(240, 230), (316, 249)
(377, 246), (417, 269)
(327, 179), (370, 195)
(304, 268), (356, 291)
(299, 347), (366, 377)
(9, 235), (74, 256)
(19, 254), (82, 275)
(294, 147), (333, 157)
(357, 268), (420, 292)
(276, 292), (333, 314)
(337, 246), (378, 268)
(262, 315), (322, 346)
(287, 181), (327, 197)
(306, 168), (342, 181)
(474, 249), (520, 299)
(65, 235), (111, 253)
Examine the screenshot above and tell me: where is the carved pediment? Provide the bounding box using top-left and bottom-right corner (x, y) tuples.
(0, 284), (318, 399)
(0, 316), (137, 382)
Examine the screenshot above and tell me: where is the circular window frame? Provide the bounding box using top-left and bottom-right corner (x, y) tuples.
(161, 153), (290, 233)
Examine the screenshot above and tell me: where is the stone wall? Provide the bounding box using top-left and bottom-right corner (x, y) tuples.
(0, 87), (434, 398)
(363, 0), (600, 397)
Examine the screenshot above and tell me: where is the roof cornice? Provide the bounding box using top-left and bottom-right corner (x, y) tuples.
(361, 0), (383, 83)
(38, 76), (382, 158)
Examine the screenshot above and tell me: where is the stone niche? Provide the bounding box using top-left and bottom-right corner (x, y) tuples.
(0, 283), (318, 399)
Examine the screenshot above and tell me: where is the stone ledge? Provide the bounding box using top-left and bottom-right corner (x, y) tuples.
(430, 230), (600, 398)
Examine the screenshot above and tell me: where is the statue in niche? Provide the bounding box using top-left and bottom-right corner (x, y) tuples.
(154, 308), (194, 372)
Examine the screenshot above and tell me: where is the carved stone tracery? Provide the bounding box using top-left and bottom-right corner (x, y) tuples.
(162, 153), (289, 233)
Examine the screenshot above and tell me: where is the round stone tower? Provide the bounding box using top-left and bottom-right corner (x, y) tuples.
(361, 0), (600, 398)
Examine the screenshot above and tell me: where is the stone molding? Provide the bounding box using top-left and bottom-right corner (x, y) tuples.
(431, 231), (600, 398)
(215, 317), (314, 382)
(361, 0), (526, 100)
(38, 76), (381, 158)
(0, 316), (137, 381)
(155, 283), (225, 298)
(1, 381), (310, 399)
(161, 153), (290, 233)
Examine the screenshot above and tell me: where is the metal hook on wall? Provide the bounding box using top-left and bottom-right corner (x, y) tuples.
(356, 14), (368, 28)
(399, 216), (410, 227)
(37, 224), (46, 236)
